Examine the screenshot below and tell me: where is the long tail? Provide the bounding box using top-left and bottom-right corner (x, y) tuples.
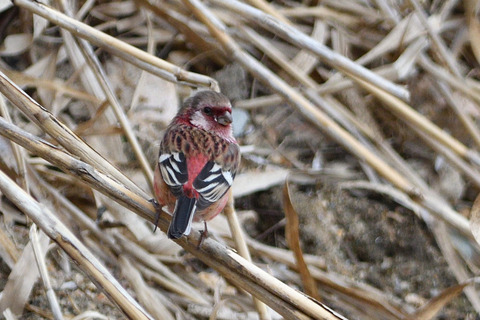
(167, 195), (197, 239)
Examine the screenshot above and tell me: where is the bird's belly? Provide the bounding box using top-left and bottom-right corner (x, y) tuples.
(193, 189), (230, 222)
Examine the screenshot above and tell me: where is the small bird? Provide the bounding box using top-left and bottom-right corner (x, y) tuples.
(153, 90), (240, 239)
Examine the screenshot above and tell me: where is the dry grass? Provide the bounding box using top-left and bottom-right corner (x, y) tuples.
(0, 0), (479, 319)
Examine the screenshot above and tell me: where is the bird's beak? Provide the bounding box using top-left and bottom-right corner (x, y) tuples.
(217, 111), (232, 126)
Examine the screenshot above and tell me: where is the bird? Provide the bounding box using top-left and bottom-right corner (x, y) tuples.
(153, 90), (240, 239)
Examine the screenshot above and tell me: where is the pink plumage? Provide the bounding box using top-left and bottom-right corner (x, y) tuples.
(153, 90), (240, 239)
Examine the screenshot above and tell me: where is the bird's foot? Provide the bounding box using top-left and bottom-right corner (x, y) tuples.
(197, 221), (209, 249)
(149, 198), (161, 232)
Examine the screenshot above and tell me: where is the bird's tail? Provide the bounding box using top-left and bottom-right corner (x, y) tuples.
(167, 195), (197, 239)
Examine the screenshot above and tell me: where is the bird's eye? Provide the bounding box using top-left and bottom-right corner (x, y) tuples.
(203, 107), (212, 115)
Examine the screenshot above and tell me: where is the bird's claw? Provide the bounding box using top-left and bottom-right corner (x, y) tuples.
(149, 198), (161, 233)
(197, 221), (209, 249)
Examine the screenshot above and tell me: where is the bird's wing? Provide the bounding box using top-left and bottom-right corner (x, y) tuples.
(158, 152), (188, 197)
(193, 160), (235, 210)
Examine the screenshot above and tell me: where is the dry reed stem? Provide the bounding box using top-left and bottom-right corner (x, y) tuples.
(223, 193), (271, 320)
(436, 81), (480, 149)
(34, 173), (122, 254)
(0, 228), (19, 269)
(0, 70), (148, 198)
(0, 110), (344, 319)
(14, 0), (219, 91)
(240, 26), (318, 89)
(283, 181), (320, 301)
(1, 69), (101, 104)
(118, 255), (174, 320)
(182, 0), (415, 195)
(1, 0), (477, 317)
(245, 0), (291, 25)
(0, 115), (158, 226)
(73, 35), (155, 192)
(209, 0), (410, 102)
(0, 94), (28, 191)
(407, 0), (461, 77)
(29, 226), (63, 320)
(418, 55), (480, 107)
(353, 74), (480, 166)
(278, 6), (363, 28)
(0, 169), (154, 320)
(245, 236), (326, 270)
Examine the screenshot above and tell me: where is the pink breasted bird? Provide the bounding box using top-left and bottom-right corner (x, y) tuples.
(153, 90), (240, 239)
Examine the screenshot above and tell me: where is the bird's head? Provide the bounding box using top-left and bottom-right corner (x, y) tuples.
(176, 90), (234, 138)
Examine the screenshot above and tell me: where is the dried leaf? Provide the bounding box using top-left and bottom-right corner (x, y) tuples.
(71, 311), (109, 320)
(0, 227), (19, 269)
(470, 193), (480, 247)
(33, 13), (48, 39)
(0, 1), (13, 13)
(0, 34), (32, 56)
(283, 180), (320, 301)
(119, 256), (174, 320)
(233, 168), (289, 198)
(469, 18), (480, 65)
(0, 231), (50, 314)
(406, 281), (471, 320)
(92, 1), (137, 17)
(466, 0), (480, 65)
(0, 135), (17, 176)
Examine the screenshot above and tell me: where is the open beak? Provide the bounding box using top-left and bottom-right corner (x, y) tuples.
(217, 111), (232, 126)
